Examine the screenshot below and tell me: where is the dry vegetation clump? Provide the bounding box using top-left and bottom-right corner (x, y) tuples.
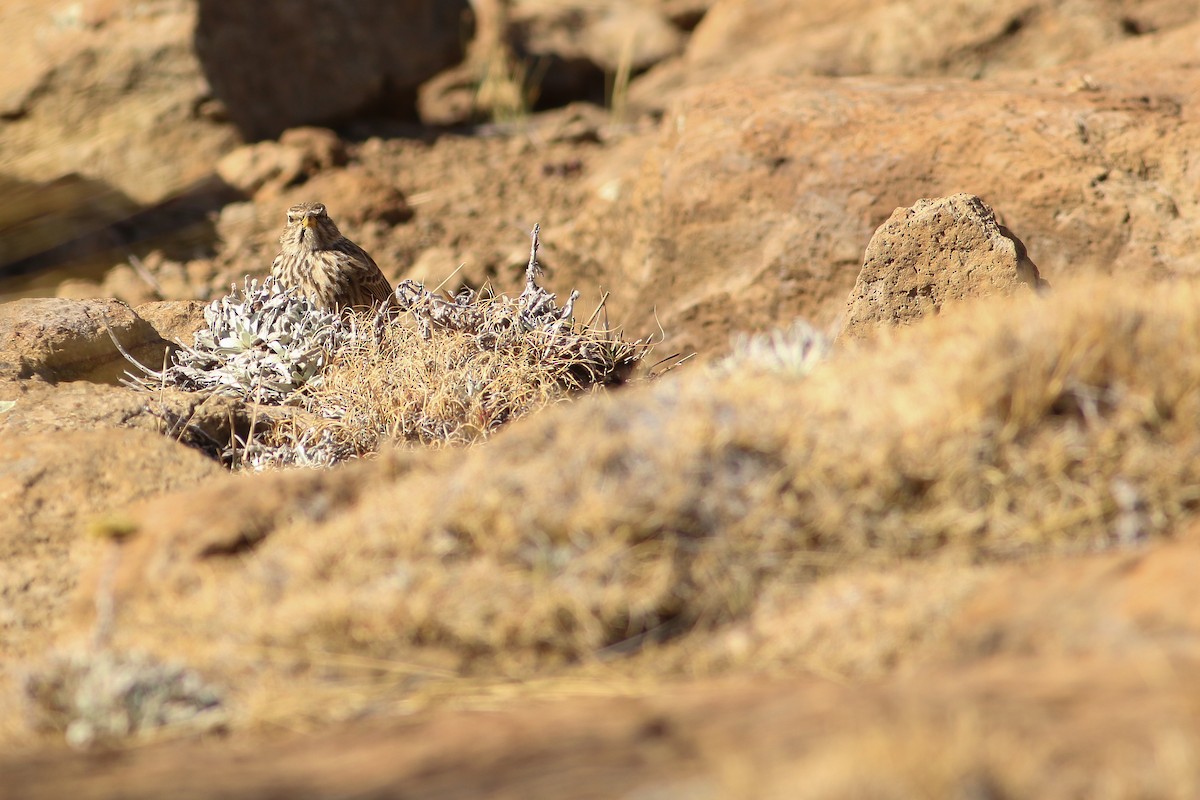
(90, 275), (1200, 714)
(122, 227), (647, 467)
(288, 227), (647, 451)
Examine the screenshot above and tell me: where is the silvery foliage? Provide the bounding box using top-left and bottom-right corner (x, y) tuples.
(24, 649), (225, 749)
(233, 427), (354, 472)
(166, 277), (354, 404)
(716, 319), (833, 377)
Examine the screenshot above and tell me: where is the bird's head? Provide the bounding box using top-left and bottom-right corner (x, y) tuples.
(284, 202), (340, 249)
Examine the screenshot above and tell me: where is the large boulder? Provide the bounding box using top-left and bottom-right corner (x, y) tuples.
(839, 194), (1044, 339)
(576, 46), (1200, 358)
(194, 0), (472, 140)
(630, 0), (1200, 107)
(0, 1), (238, 205)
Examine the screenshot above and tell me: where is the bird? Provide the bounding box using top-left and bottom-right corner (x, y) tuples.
(270, 201), (394, 311)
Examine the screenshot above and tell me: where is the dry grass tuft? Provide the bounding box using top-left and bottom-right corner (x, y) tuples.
(474, 41), (545, 123)
(276, 225), (647, 456)
(73, 275), (1200, 731)
(121, 226), (647, 468)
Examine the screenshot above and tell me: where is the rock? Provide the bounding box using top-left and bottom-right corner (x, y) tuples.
(216, 142), (308, 198)
(0, 1), (238, 205)
(194, 0), (472, 140)
(134, 301), (208, 347)
(0, 378), (302, 474)
(0, 429), (223, 543)
(281, 168), (414, 229)
(279, 127), (349, 171)
(0, 298), (170, 383)
(838, 194), (1043, 339)
(0, 427), (223, 659)
(630, 0), (1200, 109)
(582, 66), (1200, 358)
(216, 128), (348, 198)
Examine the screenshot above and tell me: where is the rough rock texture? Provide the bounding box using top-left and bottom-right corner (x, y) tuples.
(194, 0), (472, 140)
(0, 299), (170, 383)
(133, 300), (208, 348)
(579, 60), (1200, 358)
(0, 379), (256, 450)
(0, 428), (223, 661)
(630, 0), (1200, 108)
(9, 649), (1200, 799)
(215, 128), (349, 199)
(839, 193), (1043, 338)
(0, 0), (237, 205)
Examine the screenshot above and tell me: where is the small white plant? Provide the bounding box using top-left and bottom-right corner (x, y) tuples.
(126, 277), (355, 405)
(716, 319), (833, 377)
(24, 649), (226, 748)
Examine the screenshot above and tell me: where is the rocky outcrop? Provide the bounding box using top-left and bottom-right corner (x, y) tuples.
(0, 299), (171, 383)
(630, 0), (1200, 108)
(839, 194), (1043, 338)
(194, 0), (472, 140)
(0, 427), (223, 661)
(581, 63), (1200, 358)
(0, 1), (237, 206)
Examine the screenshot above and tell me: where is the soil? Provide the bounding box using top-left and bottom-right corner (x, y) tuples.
(7, 1), (1200, 797)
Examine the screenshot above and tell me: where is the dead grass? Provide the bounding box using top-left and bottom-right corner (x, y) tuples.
(287, 265), (647, 453)
(475, 42), (544, 123)
(284, 322), (576, 451)
(44, 274), (1200, 736)
(124, 228), (647, 468)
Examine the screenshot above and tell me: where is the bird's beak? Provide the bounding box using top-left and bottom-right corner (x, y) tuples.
(302, 215), (317, 229)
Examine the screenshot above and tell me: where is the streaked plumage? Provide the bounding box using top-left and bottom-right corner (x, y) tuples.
(270, 202), (393, 310)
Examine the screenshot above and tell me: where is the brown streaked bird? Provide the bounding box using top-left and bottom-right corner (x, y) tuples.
(270, 201), (394, 310)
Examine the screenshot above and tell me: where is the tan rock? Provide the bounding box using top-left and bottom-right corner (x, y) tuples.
(134, 301), (208, 347)
(0, 298), (168, 383)
(588, 67), (1200, 358)
(0, 427), (223, 659)
(282, 168), (414, 229)
(216, 128), (348, 198)
(216, 142), (308, 198)
(0, 379), (251, 449)
(839, 194), (1043, 338)
(630, 0), (1200, 107)
(0, 1), (238, 205)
